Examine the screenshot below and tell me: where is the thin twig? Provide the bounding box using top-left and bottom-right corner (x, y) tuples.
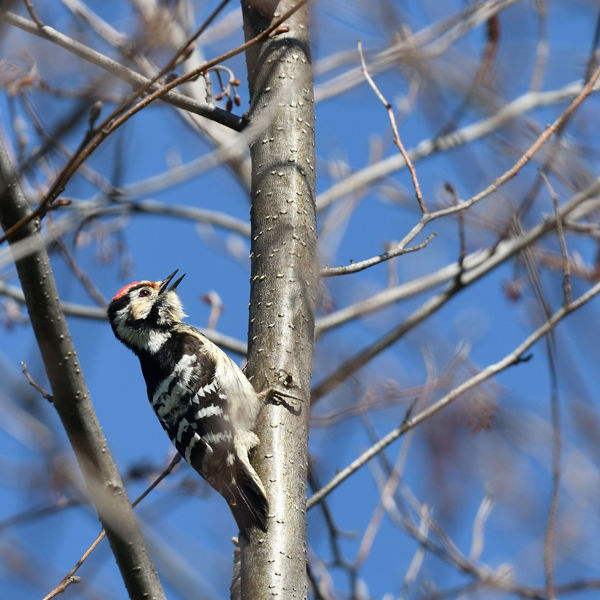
(320, 233), (435, 277)
(18, 93), (114, 195)
(70, 197), (251, 237)
(43, 575), (82, 599)
(0, 497), (81, 532)
(529, 0), (549, 92)
(434, 62), (600, 216)
(53, 236), (108, 307)
(355, 425), (415, 569)
(307, 464), (349, 569)
(526, 253), (562, 600)
(496, 215), (564, 600)
(468, 495), (493, 562)
(453, 185), (467, 271)
(540, 171), (572, 304)
(436, 15), (500, 137)
(23, 0), (44, 28)
(20, 360), (53, 401)
(357, 40), (426, 213)
(401, 504), (430, 595)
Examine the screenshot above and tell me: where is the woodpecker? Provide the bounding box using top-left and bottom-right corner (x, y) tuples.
(107, 270), (268, 537)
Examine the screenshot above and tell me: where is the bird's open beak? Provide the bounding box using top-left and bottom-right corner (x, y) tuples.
(158, 270), (186, 294)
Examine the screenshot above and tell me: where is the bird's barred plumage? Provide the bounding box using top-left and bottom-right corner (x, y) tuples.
(107, 271), (268, 536)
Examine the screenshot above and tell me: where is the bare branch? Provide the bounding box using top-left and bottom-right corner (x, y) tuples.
(307, 277), (600, 509)
(317, 77), (600, 212)
(315, 178), (600, 341)
(320, 233), (435, 278)
(53, 236), (108, 307)
(314, 0), (521, 104)
(541, 171), (572, 304)
(67, 197), (251, 237)
(529, 0), (549, 92)
(22, 0), (44, 29)
(1, 11), (244, 130)
(469, 494), (493, 561)
(401, 504), (430, 594)
(42, 575), (82, 600)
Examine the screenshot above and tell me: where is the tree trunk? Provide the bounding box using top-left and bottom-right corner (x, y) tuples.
(0, 140), (166, 600)
(239, 1), (317, 598)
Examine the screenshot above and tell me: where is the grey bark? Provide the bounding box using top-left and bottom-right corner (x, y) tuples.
(0, 139), (166, 600)
(239, 1), (317, 598)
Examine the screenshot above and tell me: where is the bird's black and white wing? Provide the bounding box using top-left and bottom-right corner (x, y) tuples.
(144, 326), (268, 536)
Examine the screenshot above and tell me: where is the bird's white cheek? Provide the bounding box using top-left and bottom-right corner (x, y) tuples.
(130, 300), (151, 321)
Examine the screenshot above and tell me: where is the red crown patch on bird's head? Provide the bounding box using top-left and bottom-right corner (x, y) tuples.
(112, 281), (152, 301)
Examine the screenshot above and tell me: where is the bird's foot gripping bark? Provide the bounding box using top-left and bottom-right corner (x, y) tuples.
(258, 387), (302, 415)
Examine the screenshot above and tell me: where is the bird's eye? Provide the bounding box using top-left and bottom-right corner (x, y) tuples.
(139, 289), (151, 297)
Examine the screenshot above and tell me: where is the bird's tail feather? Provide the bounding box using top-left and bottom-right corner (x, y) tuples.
(228, 460), (268, 538)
